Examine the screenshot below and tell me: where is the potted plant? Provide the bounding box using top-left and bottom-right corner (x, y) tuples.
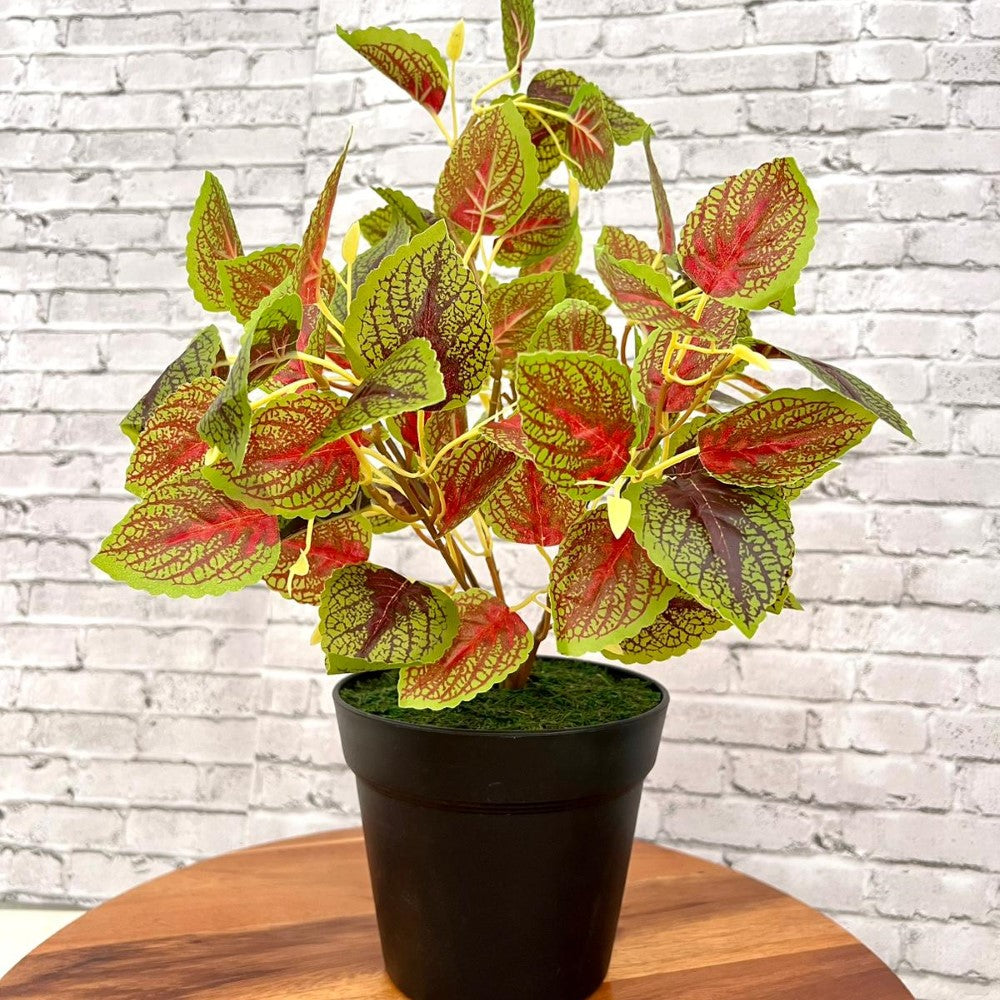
(93, 2), (911, 998)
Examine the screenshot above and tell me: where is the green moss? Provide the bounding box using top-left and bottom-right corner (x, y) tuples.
(338, 656), (662, 732)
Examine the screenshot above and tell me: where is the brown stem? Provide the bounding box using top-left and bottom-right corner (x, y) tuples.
(504, 609), (550, 690)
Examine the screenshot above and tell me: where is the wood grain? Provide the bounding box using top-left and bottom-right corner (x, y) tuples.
(1, 829), (913, 999)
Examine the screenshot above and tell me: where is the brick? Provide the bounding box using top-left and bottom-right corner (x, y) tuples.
(803, 753), (953, 810)
(931, 43), (1000, 82)
(834, 914), (902, 968)
(647, 743), (725, 794)
(736, 649), (855, 701)
(23, 55), (119, 92)
(147, 673), (259, 717)
(5, 848), (64, 895)
(67, 851), (180, 899)
(859, 656), (968, 707)
(674, 49), (816, 93)
(871, 865), (999, 922)
(731, 853), (867, 912)
(664, 695), (806, 749)
(72, 759), (200, 804)
(907, 922), (1000, 979)
(827, 41), (925, 82)
(662, 795), (817, 851)
(817, 703), (929, 754)
(125, 807), (244, 856)
(138, 716), (257, 764)
(753, 2), (861, 44)
(908, 556), (1000, 607)
(963, 763), (1000, 815)
(18, 669), (144, 713)
(867, 2), (963, 40)
(932, 712), (1000, 761)
(32, 713), (138, 755)
(3, 802), (123, 848)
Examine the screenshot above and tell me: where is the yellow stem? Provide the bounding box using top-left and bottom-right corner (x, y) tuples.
(526, 108), (581, 171)
(511, 588), (547, 613)
(450, 58), (460, 140)
(453, 530), (487, 559)
(430, 111), (454, 146)
(636, 444), (701, 482)
(515, 98), (574, 125)
(692, 292), (710, 323)
(251, 378), (313, 409)
(316, 297), (347, 337)
(287, 351), (359, 385)
(534, 545), (555, 569)
(674, 287), (703, 304)
(471, 65), (519, 111)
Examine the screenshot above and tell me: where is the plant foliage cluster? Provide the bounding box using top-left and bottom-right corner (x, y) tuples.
(95, 1), (911, 710)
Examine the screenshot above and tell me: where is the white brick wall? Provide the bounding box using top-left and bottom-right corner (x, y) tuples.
(2, 1), (998, 996)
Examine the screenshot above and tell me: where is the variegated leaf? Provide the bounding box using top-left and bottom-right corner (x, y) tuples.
(319, 563), (459, 671)
(186, 172), (243, 311)
(203, 390), (359, 518)
(595, 235), (676, 326)
(754, 341), (914, 440)
(488, 272), (566, 362)
(435, 102), (539, 237)
(218, 244), (299, 323)
(501, 0), (534, 90)
(643, 129), (675, 256)
(677, 157), (819, 311)
(337, 25), (449, 115)
(265, 515), (371, 605)
(529, 297), (616, 356)
(565, 272), (611, 312)
(516, 350), (639, 499)
(121, 325), (226, 443)
(697, 388), (876, 488)
(604, 593), (730, 664)
(346, 221), (493, 408)
(565, 83), (614, 190)
(521, 222), (583, 275)
(92, 475), (280, 598)
(482, 458), (586, 546)
(126, 377), (221, 498)
(626, 467), (794, 636)
(435, 436), (519, 532)
(398, 589), (533, 708)
(495, 188), (575, 267)
(550, 508), (676, 655)
(479, 413), (533, 460)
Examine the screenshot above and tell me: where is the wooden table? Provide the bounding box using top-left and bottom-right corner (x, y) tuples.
(2, 828), (912, 999)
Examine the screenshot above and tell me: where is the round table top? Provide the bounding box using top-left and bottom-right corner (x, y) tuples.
(2, 828), (912, 999)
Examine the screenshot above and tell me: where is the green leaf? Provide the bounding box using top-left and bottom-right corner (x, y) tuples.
(600, 225), (658, 266)
(435, 436), (519, 532)
(520, 222), (582, 275)
(435, 102), (539, 237)
(526, 68), (648, 146)
(398, 589), (532, 709)
(495, 188), (574, 267)
(126, 377), (221, 498)
(265, 514), (371, 605)
(482, 458), (586, 546)
(626, 468), (794, 637)
(501, 0), (535, 90)
(754, 341), (914, 440)
(516, 350), (639, 500)
(698, 388), (876, 488)
(595, 241), (676, 326)
(92, 475), (280, 598)
(373, 187), (432, 233)
(319, 563), (459, 672)
(203, 390), (360, 519)
(565, 83), (614, 190)
(604, 593), (731, 664)
(336, 25), (448, 115)
(313, 339), (446, 447)
(330, 210), (411, 322)
(564, 272), (611, 312)
(186, 172), (243, 311)
(198, 290), (303, 471)
(643, 129), (675, 256)
(488, 272), (566, 363)
(478, 413), (532, 460)
(677, 157), (819, 311)
(550, 508), (676, 656)
(529, 298), (616, 356)
(359, 205), (395, 245)
(121, 325), (226, 443)
(346, 221), (492, 409)
(217, 244), (299, 324)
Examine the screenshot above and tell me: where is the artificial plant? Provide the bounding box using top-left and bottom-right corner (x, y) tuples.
(94, 0), (911, 710)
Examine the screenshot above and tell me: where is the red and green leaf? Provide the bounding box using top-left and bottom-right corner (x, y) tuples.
(518, 104), (564, 183)
(126, 377), (221, 497)
(677, 157), (819, 310)
(319, 563), (459, 671)
(600, 225), (658, 267)
(526, 69), (648, 146)
(565, 272), (611, 312)
(265, 514), (371, 605)
(516, 350), (639, 499)
(434, 102), (539, 237)
(198, 290), (303, 471)
(203, 391), (359, 518)
(521, 222), (582, 275)
(398, 589), (532, 708)
(479, 412), (533, 460)
(604, 592), (730, 664)
(550, 509), (676, 655)
(643, 129), (675, 256)
(186, 172), (243, 311)
(565, 83), (614, 190)
(494, 188), (574, 267)
(314, 338), (446, 446)
(373, 187), (432, 234)
(754, 341), (914, 440)
(330, 211), (411, 323)
(346, 221), (493, 408)
(218, 244), (299, 323)
(501, 0), (535, 90)
(482, 458), (586, 546)
(697, 388), (875, 488)
(625, 468), (793, 636)
(488, 272), (565, 362)
(92, 475), (280, 598)
(336, 25), (449, 115)
(435, 436), (519, 532)
(121, 325), (226, 443)
(595, 242), (676, 327)
(632, 305), (747, 414)
(529, 298), (616, 356)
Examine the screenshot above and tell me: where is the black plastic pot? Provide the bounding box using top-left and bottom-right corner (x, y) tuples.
(333, 657), (669, 1000)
